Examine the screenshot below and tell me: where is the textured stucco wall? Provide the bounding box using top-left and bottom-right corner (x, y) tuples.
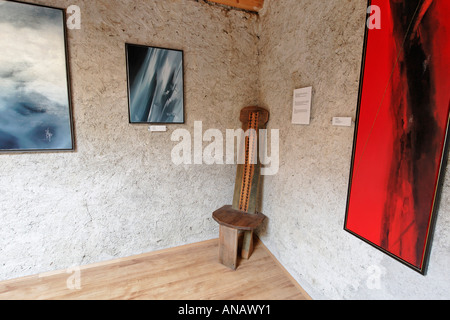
(0, 0), (259, 281)
(257, 0), (450, 300)
(2, 0), (449, 300)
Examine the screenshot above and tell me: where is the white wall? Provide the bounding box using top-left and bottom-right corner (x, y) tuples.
(1, 0), (449, 300)
(257, 0), (450, 300)
(0, 0), (259, 280)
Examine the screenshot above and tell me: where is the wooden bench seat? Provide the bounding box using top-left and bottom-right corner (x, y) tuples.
(213, 205), (266, 231)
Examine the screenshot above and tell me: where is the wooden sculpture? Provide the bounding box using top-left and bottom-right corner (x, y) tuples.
(213, 106), (269, 270)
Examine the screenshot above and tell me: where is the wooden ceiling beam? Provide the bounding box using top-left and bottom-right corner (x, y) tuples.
(207, 0), (264, 12)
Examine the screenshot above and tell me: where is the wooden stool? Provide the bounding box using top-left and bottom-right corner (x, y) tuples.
(212, 106), (269, 270)
(213, 205), (266, 270)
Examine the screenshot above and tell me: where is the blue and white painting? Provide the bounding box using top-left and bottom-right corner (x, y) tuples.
(126, 44), (184, 124)
(0, 1), (73, 151)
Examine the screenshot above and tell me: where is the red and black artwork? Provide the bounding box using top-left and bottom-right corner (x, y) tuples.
(345, 0), (450, 274)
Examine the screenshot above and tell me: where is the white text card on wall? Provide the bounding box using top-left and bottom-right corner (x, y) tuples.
(292, 87), (312, 125)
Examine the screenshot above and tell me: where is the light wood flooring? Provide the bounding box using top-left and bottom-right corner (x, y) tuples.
(0, 238), (311, 300)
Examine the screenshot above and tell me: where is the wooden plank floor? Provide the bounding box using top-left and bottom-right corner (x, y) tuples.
(0, 238), (311, 300)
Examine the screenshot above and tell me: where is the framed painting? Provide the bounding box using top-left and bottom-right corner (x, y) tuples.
(0, 0), (74, 152)
(344, 0), (450, 274)
(126, 43), (184, 124)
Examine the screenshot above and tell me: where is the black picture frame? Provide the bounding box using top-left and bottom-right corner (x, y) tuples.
(0, 0), (74, 153)
(126, 43), (185, 124)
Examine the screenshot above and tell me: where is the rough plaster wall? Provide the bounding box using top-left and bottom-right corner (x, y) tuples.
(0, 0), (259, 281)
(257, 0), (450, 300)
(2, 0), (449, 301)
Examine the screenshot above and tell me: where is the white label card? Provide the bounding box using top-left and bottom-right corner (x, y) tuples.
(332, 117), (353, 127)
(149, 125), (167, 132)
(292, 87), (312, 125)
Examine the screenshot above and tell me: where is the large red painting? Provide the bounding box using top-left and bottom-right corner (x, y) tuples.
(345, 0), (450, 274)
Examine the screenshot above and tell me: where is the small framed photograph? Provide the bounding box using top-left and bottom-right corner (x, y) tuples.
(126, 43), (185, 124)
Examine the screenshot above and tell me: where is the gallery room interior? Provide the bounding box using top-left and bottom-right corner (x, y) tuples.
(0, 0), (449, 301)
